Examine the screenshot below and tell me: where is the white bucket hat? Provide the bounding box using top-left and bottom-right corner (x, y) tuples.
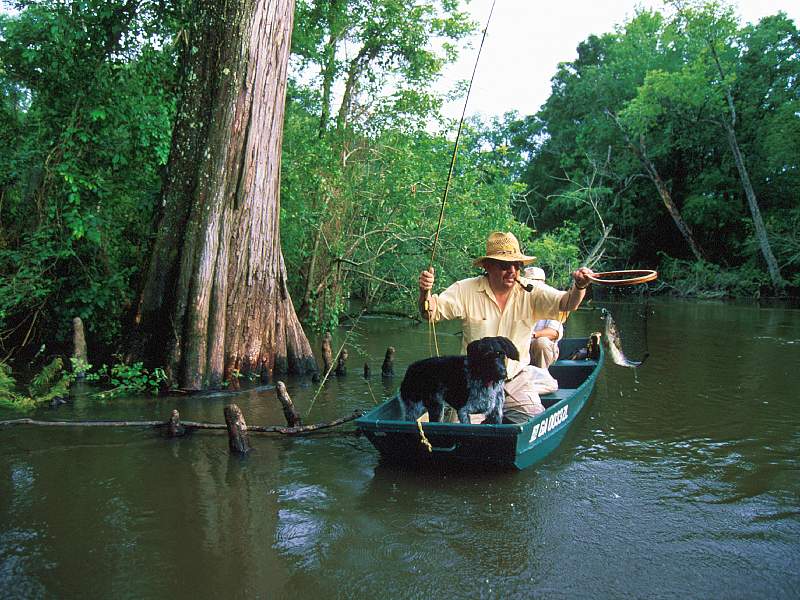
(524, 266), (546, 281)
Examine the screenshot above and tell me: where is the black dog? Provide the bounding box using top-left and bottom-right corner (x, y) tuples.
(399, 336), (519, 425)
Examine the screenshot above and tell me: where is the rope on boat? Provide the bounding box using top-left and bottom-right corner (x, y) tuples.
(417, 417), (433, 453)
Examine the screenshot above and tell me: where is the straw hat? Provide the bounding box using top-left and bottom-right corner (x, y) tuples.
(473, 232), (536, 267)
(524, 266), (546, 281)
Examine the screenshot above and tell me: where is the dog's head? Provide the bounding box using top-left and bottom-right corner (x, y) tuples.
(466, 336), (520, 384)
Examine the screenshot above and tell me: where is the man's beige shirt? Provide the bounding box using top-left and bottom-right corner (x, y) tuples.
(431, 275), (566, 379)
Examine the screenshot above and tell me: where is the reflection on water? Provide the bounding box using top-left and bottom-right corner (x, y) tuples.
(1, 300), (799, 598)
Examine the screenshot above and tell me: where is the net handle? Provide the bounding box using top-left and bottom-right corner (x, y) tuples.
(586, 269), (658, 286)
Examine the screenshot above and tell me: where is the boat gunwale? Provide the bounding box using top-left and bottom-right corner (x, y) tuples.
(356, 341), (604, 439)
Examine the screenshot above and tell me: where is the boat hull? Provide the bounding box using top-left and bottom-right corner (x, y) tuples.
(356, 339), (604, 470)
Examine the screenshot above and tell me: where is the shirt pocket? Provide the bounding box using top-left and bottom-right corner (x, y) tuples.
(464, 316), (493, 343)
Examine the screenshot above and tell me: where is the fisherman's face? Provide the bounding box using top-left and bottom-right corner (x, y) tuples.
(484, 259), (522, 292)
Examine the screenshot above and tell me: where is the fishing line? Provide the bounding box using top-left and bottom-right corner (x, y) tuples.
(305, 308), (367, 420)
(426, 0), (498, 357)
(429, 0), (497, 268)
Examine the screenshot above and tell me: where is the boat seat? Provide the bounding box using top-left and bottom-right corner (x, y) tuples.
(539, 388), (574, 409)
(553, 359), (598, 367)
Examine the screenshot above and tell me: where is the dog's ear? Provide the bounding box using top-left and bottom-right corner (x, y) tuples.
(466, 339), (479, 357)
(497, 336), (519, 361)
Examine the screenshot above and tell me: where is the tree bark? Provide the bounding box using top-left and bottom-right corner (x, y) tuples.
(381, 346), (395, 377)
(321, 332), (333, 374)
(166, 409), (185, 437)
(275, 381), (302, 427)
(224, 403), (251, 454)
(637, 144), (707, 263)
(606, 110), (707, 262)
(335, 347), (348, 376)
(707, 41), (785, 289)
(127, 0), (316, 389)
(336, 44), (378, 132)
(723, 121), (784, 288)
(72, 317), (88, 372)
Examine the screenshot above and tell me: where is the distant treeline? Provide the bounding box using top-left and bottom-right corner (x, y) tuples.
(1, 0), (797, 365)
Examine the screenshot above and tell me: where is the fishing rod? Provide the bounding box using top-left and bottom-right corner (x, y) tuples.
(428, 0), (498, 269)
(424, 0), (497, 358)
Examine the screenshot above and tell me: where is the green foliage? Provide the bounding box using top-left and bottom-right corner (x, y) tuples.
(292, 0), (474, 134)
(2, 0), (795, 376)
(0, 357), (71, 410)
(0, 354), (168, 410)
(86, 359), (168, 398)
(0, 363), (34, 410)
(514, 1), (800, 294)
(280, 108), (531, 327)
(281, 2), (541, 328)
(0, 0), (179, 357)
(657, 255), (767, 298)
(527, 224), (583, 289)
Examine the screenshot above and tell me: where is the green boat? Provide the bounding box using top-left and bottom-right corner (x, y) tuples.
(356, 337), (604, 470)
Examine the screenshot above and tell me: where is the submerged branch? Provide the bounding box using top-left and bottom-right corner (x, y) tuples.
(0, 410), (364, 436)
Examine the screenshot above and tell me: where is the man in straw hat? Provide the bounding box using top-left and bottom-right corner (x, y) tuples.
(418, 231), (593, 423)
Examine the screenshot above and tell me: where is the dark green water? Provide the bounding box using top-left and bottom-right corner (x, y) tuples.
(1, 299), (799, 599)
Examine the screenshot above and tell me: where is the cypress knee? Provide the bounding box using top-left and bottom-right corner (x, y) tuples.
(382, 346), (395, 377)
(72, 317), (88, 380)
(224, 404), (250, 454)
(322, 332), (333, 374)
(335, 348), (348, 376)
(166, 409), (185, 437)
(275, 381), (302, 427)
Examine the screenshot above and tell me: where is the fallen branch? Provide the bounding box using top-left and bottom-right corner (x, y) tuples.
(0, 409), (364, 436)
(259, 410), (363, 435)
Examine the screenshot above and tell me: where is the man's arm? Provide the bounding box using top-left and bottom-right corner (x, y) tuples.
(558, 267), (593, 312)
(533, 327), (560, 342)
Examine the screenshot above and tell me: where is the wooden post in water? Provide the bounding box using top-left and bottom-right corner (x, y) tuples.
(166, 409), (185, 437)
(275, 381), (302, 427)
(382, 346), (395, 377)
(335, 348), (348, 376)
(321, 332), (333, 374)
(363, 362), (370, 378)
(223, 404), (250, 454)
(72, 317), (88, 380)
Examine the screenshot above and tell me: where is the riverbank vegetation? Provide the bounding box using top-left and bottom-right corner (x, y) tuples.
(1, 0), (798, 384)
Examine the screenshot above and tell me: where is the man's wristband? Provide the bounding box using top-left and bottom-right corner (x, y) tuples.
(575, 281), (589, 290)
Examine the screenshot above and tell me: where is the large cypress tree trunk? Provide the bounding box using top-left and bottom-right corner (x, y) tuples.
(128, 0), (316, 389)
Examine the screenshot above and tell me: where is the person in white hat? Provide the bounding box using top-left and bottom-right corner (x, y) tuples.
(525, 267), (564, 369)
(418, 231), (593, 423)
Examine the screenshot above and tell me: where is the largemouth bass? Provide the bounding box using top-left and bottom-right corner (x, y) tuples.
(601, 308), (649, 368)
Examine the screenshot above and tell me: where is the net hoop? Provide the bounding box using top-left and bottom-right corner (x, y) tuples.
(587, 269), (658, 286)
